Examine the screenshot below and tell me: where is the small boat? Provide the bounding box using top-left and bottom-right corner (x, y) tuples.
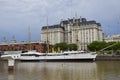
(1, 50), (97, 61)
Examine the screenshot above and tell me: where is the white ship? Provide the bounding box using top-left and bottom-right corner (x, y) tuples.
(1, 51), (97, 61)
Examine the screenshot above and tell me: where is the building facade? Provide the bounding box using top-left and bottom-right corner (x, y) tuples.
(0, 37), (49, 53)
(41, 17), (103, 50)
(104, 34), (120, 42)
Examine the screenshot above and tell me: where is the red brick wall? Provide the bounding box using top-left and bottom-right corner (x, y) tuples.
(0, 43), (51, 53)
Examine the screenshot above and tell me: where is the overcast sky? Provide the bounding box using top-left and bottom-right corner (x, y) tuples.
(0, 0), (120, 42)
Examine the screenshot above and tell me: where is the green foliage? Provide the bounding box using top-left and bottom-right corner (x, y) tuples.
(68, 44), (77, 51)
(87, 41), (107, 51)
(53, 43), (77, 51)
(116, 50), (120, 55)
(54, 42), (68, 51)
(88, 41), (120, 53)
(105, 42), (116, 50)
(107, 50), (113, 54)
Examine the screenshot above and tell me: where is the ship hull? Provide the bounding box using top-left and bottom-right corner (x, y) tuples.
(18, 54), (97, 62)
(1, 51), (97, 62)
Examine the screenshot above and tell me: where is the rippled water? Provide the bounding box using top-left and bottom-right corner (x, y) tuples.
(0, 61), (120, 80)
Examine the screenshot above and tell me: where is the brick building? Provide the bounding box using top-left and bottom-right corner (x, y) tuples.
(0, 42), (50, 53)
(0, 37), (51, 53)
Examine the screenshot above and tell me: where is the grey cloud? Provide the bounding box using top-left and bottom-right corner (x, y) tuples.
(0, 0), (120, 41)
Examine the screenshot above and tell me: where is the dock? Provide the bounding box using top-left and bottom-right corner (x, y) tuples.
(96, 55), (120, 61)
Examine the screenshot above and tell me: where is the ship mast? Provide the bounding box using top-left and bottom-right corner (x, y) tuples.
(28, 26), (31, 51)
(46, 16), (49, 53)
(75, 13), (79, 50)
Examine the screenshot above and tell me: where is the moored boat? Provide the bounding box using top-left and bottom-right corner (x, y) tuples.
(1, 50), (97, 61)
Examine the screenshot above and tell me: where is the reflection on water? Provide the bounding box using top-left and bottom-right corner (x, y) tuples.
(97, 61), (120, 80)
(15, 62), (98, 80)
(0, 61), (120, 80)
(8, 71), (14, 80)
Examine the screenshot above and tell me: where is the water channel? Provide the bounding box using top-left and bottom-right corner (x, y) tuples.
(0, 61), (120, 80)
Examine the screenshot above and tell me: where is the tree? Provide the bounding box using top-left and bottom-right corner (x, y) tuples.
(112, 42), (120, 51)
(87, 41), (107, 51)
(54, 42), (68, 52)
(68, 44), (77, 51)
(105, 42), (116, 50)
(88, 41), (120, 55)
(53, 43), (77, 52)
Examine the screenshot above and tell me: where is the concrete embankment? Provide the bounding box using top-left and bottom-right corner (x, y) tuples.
(96, 55), (120, 61)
